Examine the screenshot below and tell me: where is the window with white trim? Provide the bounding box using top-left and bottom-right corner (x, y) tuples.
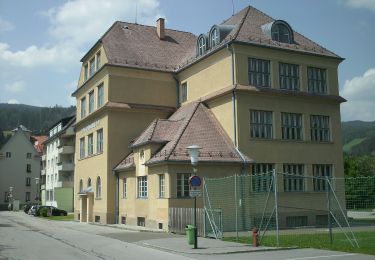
(89, 90), (94, 114)
(250, 110), (273, 139)
(97, 84), (104, 108)
(180, 82), (187, 103)
(308, 67), (327, 94)
(80, 97), (86, 119)
(248, 58), (271, 87)
(79, 137), (85, 159)
(122, 178), (127, 198)
(96, 52), (101, 70)
(96, 129), (103, 154)
(313, 164), (332, 191)
(84, 64), (88, 82)
(310, 115), (330, 142)
(281, 113), (303, 140)
(279, 63), (299, 90)
(87, 134), (93, 156)
(283, 164), (304, 192)
(96, 177), (101, 198)
(210, 28), (219, 47)
(177, 173), (190, 198)
(138, 176), (148, 198)
(89, 58), (95, 77)
(159, 174), (165, 198)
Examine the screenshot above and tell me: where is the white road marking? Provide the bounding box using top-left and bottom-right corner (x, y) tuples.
(285, 253), (357, 260)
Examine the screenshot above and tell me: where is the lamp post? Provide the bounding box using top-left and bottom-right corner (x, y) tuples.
(186, 145), (201, 249)
(35, 178), (40, 206)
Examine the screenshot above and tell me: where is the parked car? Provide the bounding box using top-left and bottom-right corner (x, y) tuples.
(28, 205), (40, 215)
(23, 204), (35, 214)
(35, 206), (52, 216)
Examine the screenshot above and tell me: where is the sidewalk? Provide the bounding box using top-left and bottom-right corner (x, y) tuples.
(139, 237), (286, 255)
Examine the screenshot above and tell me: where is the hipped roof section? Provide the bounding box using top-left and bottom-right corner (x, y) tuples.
(114, 102), (251, 172)
(83, 6), (342, 74)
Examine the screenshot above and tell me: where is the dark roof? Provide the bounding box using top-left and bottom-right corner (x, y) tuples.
(114, 102), (251, 171)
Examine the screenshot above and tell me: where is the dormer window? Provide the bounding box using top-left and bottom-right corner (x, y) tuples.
(197, 35), (207, 56)
(262, 20), (294, 44)
(210, 27), (219, 48)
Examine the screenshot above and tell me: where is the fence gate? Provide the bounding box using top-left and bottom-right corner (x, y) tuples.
(168, 207), (205, 236)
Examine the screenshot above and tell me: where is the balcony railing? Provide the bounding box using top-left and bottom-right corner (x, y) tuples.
(41, 169), (46, 176)
(55, 180), (74, 188)
(41, 154), (46, 161)
(57, 163), (74, 172)
(58, 145), (74, 155)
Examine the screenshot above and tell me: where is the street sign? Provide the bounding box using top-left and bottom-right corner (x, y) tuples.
(189, 189), (201, 197)
(189, 175), (202, 187)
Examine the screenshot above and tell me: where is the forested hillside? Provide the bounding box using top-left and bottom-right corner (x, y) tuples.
(342, 121), (375, 156)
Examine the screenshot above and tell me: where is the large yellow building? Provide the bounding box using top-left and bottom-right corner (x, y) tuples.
(73, 6), (345, 228)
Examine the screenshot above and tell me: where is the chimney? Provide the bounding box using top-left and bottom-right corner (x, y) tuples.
(156, 18), (165, 40)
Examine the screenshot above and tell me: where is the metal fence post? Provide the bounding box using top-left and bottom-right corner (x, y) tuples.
(326, 176), (333, 244)
(235, 174), (238, 242)
(273, 169), (280, 246)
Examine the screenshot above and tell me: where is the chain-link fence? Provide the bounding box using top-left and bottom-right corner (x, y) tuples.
(203, 173), (375, 248)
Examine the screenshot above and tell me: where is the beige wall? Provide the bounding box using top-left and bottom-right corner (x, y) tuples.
(177, 48), (233, 104)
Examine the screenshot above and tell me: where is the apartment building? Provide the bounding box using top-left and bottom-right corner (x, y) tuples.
(41, 116), (75, 212)
(73, 6), (345, 227)
(0, 126), (46, 210)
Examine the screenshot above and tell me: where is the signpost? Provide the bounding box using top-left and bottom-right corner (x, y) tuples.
(189, 175), (201, 249)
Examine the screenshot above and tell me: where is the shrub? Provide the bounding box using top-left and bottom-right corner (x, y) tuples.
(40, 207), (49, 217)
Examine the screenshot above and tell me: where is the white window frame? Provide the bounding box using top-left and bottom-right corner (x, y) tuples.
(96, 177), (101, 198)
(88, 90), (95, 114)
(281, 112), (303, 140)
(248, 58), (271, 88)
(250, 110), (273, 139)
(96, 129), (103, 154)
(279, 63), (300, 90)
(97, 84), (104, 108)
(137, 176), (148, 198)
(89, 57), (95, 77)
(79, 137), (85, 159)
(180, 82), (187, 103)
(177, 173), (190, 198)
(159, 174), (165, 198)
(81, 97), (86, 119)
(87, 134), (93, 156)
(123, 178), (127, 198)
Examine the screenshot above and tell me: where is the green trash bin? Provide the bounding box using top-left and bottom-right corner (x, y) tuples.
(185, 225), (195, 245)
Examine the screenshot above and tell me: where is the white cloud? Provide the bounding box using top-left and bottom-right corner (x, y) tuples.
(0, 0), (162, 68)
(0, 17), (14, 32)
(345, 0), (375, 13)
(5, 81), (26, 93)
(341, 68), (375, 121)
(7, 99), (19, 104)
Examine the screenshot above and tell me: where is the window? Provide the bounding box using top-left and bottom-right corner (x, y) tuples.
(87, 134), (93, 156)
(180, 82), (187, 103)
(97, 84), (104, 108)
(27, 153), (32, 159)
(210, 28), (219, 47)
(87, 178), (92, 188)
(308, 67), (327, 94)
(137, 217), (145, 227)
(4, 192), (9, 202)
(272, 23), (292, 43)
(96, 177), (101, 198)
(95, 216), (100, 223)
(286, 216), (308, 228)
(96, 52), (101, 70)
(159, 174), (165, 198)
(310, 115), (330, 142)
(89, 58), (95, 77)
(138, 176), (148, 198)
(84, 64), (88, 81)
(89, 91), (94, 114)
(26, 177), (31, 186)
(252, 163), (274, 192)
(81, 97), (86, 118)
(97, 129), (103, 153)
(5, 152), (11, 158)
(177, 173), (190, 198)
(197, 36), (207, 56)
(121, 217), (126, 224)
(281, 113), (303, 140)
(26, 164), (31, 172)
(283, 164), (304, 192)
(279, 63), (299, 90)
(26, 192), (30, 202)
(313, 164), (332, 191)
(79, 179), (83, 193)
(250, 110), (273, 139)
(80, 137), (85, 159)
(122, 178), (127, 198)
(248, 58), (271, 87)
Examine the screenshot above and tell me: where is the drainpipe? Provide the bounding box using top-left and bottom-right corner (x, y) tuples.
(172, 74), (180, 107)
(113, 170), (119, 224)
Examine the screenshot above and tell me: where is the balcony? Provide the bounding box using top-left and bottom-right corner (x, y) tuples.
(55, 180), (74, 188)
(41, 184), (46, 190)
(41, 169), (46, 176)
(57, 162), (74, 172)
(41, 154), (46, 161)
(58, 145), (74, 155)
(61, 127), (75, 137)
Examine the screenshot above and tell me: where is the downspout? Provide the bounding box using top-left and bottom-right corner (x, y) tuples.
(227, 43), (249, 174)
(173, 74), (180, 107)
(113, 170), (119, 224)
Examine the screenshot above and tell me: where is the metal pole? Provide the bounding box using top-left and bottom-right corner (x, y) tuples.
(273, 169), (280, 246)
(326, 176), (333, 244)
(194, 196), (197, 249)
(235, 174), (238, 241)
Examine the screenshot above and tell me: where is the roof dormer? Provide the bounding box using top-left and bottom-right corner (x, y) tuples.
(261, 20), (294, 44)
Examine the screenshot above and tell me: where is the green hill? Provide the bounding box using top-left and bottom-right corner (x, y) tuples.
(342, 121), (375, 156)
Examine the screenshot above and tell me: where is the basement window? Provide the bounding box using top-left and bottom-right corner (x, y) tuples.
(137, 217), (145, 227)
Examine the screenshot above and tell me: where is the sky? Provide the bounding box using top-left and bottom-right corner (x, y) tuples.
(0, 0), (374, 122)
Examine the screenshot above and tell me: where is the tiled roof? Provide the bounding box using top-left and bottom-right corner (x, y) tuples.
(114, 102), (252, 171)
(114, 152), (135, 171)
(32, 136), (48, 154)
(86, 6), (341, 74)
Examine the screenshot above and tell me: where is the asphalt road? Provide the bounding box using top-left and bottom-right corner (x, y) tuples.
(0, 211), (373, 260)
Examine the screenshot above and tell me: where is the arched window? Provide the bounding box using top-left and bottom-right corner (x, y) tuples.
(271, 22), (293, 44)
(210, 27), (219, 48)
(96, 177), (101, 198)
(197, 35), (207, 56)
(87, 177), (92, 188)
(79, 179), (83, 192)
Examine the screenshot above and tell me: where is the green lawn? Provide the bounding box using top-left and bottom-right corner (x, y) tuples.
(41, 214), (74, 221)
(224, 231), (375, 255)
